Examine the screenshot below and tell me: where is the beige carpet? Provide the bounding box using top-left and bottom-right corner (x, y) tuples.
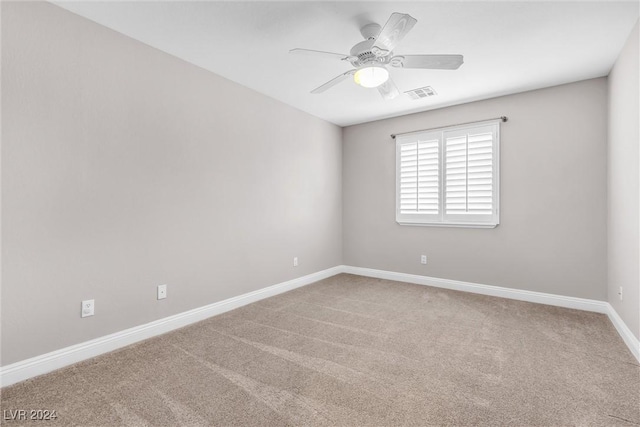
(1, 274), (639, 426)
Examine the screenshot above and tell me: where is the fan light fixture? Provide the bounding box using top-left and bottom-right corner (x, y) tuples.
(290, 12), (464, 99)
(354, 66), (389, 88)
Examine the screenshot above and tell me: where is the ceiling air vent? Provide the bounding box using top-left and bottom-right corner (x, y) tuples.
(405, 86), (437, 100)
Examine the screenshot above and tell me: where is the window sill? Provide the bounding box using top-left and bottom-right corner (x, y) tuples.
(396, 221), (499, 229)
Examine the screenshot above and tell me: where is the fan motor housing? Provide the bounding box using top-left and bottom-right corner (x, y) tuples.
(350, 40), (390, 66)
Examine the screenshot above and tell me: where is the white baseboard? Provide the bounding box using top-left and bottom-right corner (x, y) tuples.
(342, 266), (639, 362)
(0, 266), (343, 387)
(343, 266), (609, 313)
(2, 265), (638, 387)
(605, 303), (640, 362)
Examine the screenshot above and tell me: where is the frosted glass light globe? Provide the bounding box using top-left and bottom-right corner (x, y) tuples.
(354, 66), (389, 88)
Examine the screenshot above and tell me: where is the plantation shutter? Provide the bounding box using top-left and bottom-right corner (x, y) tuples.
(396, 131), (441, 223)
(443, 124), (498, 224)
(395, 120), (499, 227)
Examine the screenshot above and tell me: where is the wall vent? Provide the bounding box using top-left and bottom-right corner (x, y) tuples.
(405, 86), (437, 100)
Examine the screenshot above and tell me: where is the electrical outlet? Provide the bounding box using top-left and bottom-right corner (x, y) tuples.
(157, 284), (167, 300)
(619, 286), (623, 301)
(293, 257), (298, 267)
(81, 299), (94, 318)
(421, 255), (427, 265)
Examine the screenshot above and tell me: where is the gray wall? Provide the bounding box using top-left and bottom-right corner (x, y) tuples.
(343, 78), (608, 301)
(608, 21), (639, 340)
(1, 2), (342, 365)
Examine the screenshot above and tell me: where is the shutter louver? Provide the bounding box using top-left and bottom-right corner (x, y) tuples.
(445, 131), (493, 215)
(399, 136), (439, 215)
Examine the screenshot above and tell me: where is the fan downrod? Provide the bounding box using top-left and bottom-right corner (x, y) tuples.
(360, 23), (381, 40)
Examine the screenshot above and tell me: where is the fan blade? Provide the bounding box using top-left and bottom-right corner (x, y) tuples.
(311, 70), (356, 94)
(390, 54), (464, 70)
(378, 77), (400, 100)
(371, 13), (417, 57)
(290, 48), (354, 61)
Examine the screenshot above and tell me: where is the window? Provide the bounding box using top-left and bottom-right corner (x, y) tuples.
(396, 120), (500, 228)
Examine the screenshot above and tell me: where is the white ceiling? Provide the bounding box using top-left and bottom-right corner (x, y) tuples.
(54, 1), (638, 127)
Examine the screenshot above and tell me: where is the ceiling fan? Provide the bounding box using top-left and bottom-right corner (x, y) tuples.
(290, 13), (464, 100)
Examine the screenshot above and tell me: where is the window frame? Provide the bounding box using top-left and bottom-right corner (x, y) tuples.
(395, 120), (500, 228)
